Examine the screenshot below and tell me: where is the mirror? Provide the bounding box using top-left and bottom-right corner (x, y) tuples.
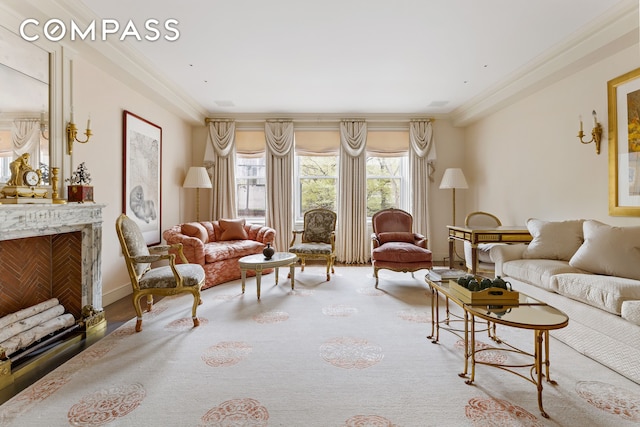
(0, 25), (50, 184)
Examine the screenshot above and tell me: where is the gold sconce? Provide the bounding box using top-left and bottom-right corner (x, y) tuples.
(66, 112), (92, 155)
(577, 110), (603, 154)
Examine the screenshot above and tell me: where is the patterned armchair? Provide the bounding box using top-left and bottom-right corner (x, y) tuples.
(116, 214), (204, 332)
(371, 208), (433, 287)
(289, 208), (337, 281)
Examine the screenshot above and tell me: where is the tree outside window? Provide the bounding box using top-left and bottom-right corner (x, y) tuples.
(296, 155), (337, 217)
(366, 156), (404, 217)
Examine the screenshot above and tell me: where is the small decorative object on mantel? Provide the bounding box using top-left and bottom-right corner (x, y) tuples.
(66, 162), (94, 203)
(0, 153), (51, 204)
(263, 242), (275, 260)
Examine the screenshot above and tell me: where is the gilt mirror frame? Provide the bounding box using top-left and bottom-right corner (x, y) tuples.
(0, 1), (77, 190)
(608, 66), (640, 217)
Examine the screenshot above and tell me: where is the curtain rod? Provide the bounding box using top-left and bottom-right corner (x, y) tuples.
(205, 117), (435, 125)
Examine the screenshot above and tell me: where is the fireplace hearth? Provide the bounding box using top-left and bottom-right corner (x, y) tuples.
(0, 203), (106, 389)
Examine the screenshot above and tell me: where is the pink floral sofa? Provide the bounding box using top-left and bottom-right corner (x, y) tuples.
(163, 219), (276, 289)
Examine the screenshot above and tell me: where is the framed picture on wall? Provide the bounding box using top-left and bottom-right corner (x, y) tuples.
(123, 110), (162, 245)
(608, 67), (640, 217)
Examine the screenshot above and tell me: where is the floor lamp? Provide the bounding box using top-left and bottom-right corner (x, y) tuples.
(439, 168), (468, 226)
(183, 166), (212, 222)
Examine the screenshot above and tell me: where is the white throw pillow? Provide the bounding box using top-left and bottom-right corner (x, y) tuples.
(569, 220), (640, 281)
(522, 219), (584, 261)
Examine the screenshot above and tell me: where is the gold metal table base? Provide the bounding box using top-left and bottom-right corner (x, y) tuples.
(426, 277), (568, 419)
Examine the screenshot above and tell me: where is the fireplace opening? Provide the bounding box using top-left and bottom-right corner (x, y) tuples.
(0, 231), (104, 386)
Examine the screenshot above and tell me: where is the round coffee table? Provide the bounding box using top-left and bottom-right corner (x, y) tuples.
(238, 252), (298, 300)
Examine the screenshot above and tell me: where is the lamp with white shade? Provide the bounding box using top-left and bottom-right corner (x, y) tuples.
(183, 166), (212, 222)
(439, 168), (468, 226)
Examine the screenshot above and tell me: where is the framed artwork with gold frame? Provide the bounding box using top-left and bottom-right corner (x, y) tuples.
(608, 67), (640, 216)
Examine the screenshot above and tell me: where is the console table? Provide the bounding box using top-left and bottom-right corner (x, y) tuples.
(447, 225), (532, 275)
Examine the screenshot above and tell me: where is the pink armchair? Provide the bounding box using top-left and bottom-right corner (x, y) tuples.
(371, 208), (433, 287)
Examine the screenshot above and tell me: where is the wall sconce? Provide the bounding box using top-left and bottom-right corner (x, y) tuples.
(66, 110), (92, 155)
(577, 110), (603, 154)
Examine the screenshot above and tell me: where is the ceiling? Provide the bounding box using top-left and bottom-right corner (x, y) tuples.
(69, 0), (639, 121)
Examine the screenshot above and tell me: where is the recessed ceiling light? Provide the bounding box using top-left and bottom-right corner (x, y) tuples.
(215, 100), (235, 107)
(428, 100), (449, 107)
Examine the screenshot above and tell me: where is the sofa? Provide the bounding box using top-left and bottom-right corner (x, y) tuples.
(491, 218), (640, 384)
(163, 219), (276, 289)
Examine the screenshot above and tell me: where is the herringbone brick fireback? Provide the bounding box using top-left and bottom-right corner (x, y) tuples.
(0, 232), (82, 319)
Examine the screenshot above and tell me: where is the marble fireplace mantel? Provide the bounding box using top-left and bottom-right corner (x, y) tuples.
(0, 203), (106, 312)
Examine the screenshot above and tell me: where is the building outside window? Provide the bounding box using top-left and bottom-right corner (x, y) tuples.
(236, 156), (266, 219)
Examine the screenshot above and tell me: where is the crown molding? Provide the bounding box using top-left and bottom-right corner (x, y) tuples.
(451, 0), (639, 127)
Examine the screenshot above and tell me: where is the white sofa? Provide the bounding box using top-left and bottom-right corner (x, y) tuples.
(492, 219), (640, 385)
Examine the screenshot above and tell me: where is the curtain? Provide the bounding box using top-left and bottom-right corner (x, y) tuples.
(337, 120), (368, 263)
(264, 120), (294, 251)
(11, 119), (40, 163)
(409, 119), (436, 247)
(204, 120), (237, 219)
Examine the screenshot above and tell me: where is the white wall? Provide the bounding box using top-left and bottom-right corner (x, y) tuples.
(72, 57), (194, 305)
(463, 43), (640, 228)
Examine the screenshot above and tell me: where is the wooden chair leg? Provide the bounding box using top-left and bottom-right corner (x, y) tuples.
(132, 294), (144, 332)
(191, 291), (201, 328)
(146, 294), (154, 312)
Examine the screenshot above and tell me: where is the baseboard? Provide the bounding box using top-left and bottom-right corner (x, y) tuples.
(102, 283), (132, 308)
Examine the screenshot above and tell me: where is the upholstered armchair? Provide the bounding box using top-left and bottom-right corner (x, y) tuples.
(371, 208), (433, 287)
(289, 208), (337, 281)
(116, 214), (205, 332)
(463, 211), (503, 274)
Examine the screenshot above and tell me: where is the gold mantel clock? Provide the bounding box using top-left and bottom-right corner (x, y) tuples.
(0, 153), (51, 204)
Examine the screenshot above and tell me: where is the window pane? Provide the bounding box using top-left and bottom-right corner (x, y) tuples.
(236, 157), (266, 218)
(297, 155), (337, 216)
(367, 178), (401, 217)
(366, 156), (404, 217)
(366, 156), (401, 177)
(300, 178), (336, 212)
(300, 156), (337, 176)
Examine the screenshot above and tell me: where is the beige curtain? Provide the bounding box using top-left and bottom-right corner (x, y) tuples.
(204, 120), (237, 219)
(264, 120), (294, 251)
(337, 120), (368, 263)
(11, 119), (40, 161)
(409, 120), (436, 247)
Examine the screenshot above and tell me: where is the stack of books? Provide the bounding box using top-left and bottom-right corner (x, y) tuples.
(426, 267), (468, 281)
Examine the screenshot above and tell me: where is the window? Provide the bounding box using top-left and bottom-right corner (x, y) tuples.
(295, 155), (337, 219)
(366, 156), (407, 217)
(236, 156), (266, 219)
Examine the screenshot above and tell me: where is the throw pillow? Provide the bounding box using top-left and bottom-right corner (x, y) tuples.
(522, 218), (584, 261)
(181, 222), (209, 243)
(569, 220), (640, 281)
(219, 218), (249, 241)
(377, 232), (415, 245)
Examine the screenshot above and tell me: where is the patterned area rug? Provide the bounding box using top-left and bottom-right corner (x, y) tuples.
(2, 266), (640, 426)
